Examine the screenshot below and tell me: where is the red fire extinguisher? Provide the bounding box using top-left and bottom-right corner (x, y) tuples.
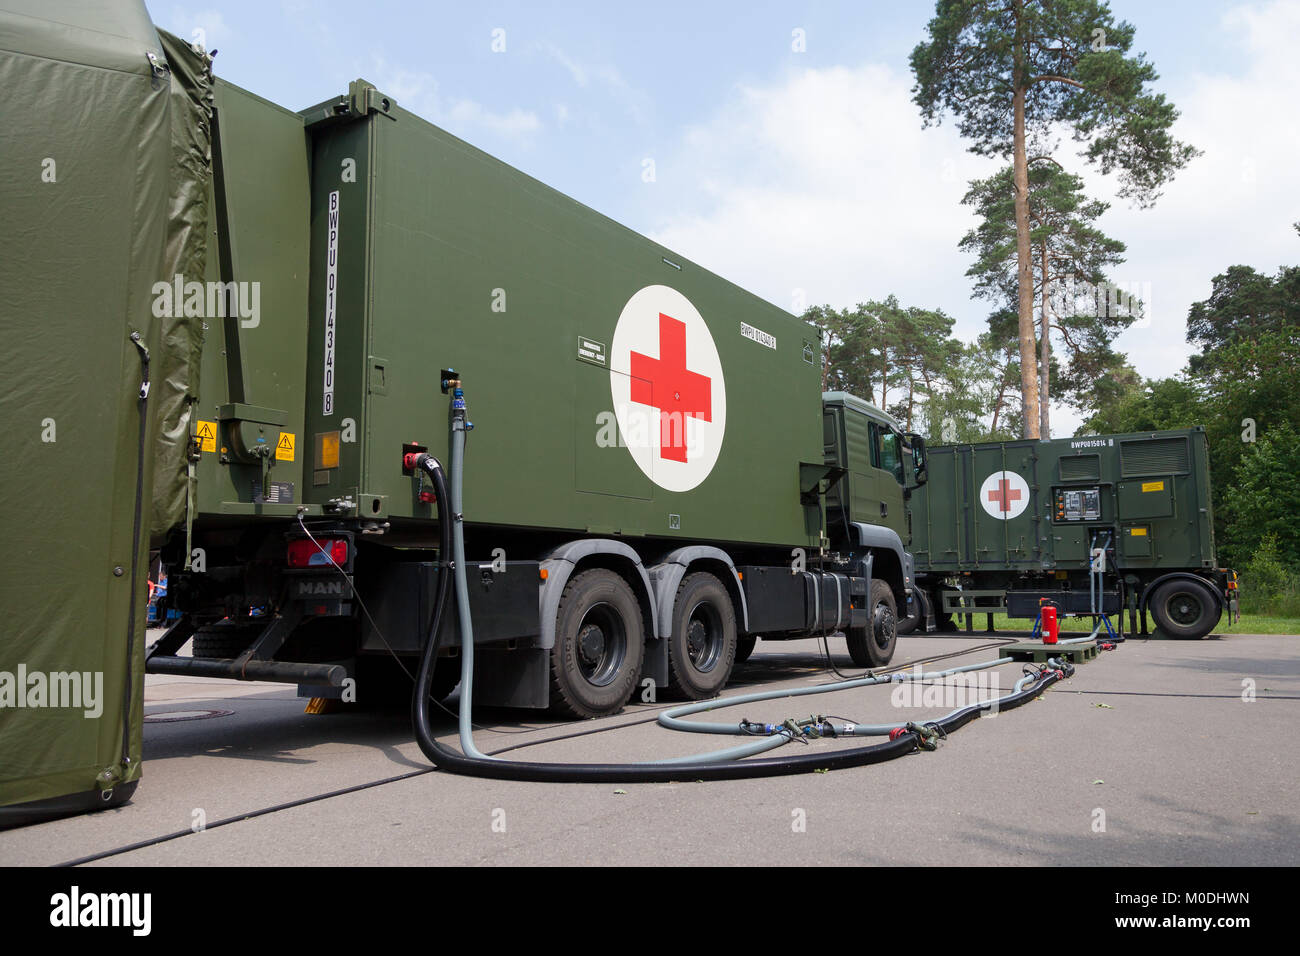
(1041, 603), (1059, 645)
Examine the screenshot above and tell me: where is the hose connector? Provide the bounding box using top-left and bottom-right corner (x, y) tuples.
(906, 721), (942, 751)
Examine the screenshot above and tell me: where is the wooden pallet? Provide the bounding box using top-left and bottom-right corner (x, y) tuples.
(999, 640), (1100, 664)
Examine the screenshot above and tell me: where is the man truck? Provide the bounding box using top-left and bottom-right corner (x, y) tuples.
(122, 42), (927, 716)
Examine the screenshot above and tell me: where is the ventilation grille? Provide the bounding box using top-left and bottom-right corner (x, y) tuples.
(1120, 437), (1189, 477)
(1060, 454), (1100, 481)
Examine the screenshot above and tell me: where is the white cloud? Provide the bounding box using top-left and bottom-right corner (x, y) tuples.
(1075, 0), (1300, 380)
(368, 59), (541, 142)
(647, 2), (1300, 436)
(541, 43), (650, 124)
(648, 62), (998, 332)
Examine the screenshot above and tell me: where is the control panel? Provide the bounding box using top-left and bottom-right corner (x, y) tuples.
(1053, 487), (1101, 522)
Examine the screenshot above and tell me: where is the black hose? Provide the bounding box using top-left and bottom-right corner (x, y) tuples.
(408, 450), (1066, 783)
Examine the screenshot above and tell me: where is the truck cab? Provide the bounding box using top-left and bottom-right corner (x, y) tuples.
(821, 392), (926, 544)
(820, 392), (927, 620)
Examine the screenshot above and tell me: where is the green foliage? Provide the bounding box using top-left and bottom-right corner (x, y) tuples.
(960, 162), (1132, 422)
(1080, 374), (1204, 434)
(1186, 265), (1300, 374)
(1237, 534), (1300, 618)
(804, 299), (964, 433)
(911, 0), (1198, 204)
(1082, 260), (1300, 585)
(1220, 423), (1300, 572)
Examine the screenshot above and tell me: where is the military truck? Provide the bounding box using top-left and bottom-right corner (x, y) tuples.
(901, 428), (1238, 639)
(125, 53), (930, 717)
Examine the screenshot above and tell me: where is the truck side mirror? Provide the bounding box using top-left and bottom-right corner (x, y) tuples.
(907, 433), (928, 486)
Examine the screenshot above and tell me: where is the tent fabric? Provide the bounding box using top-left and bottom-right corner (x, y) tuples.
(151, 29), (214, 539)
(0, 0), (197, 818)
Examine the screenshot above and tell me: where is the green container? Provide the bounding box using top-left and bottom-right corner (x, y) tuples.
(909, 428), (1220, 574)
(192, 81), (825, 550)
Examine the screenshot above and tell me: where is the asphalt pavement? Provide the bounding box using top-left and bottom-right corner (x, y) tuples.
(2, 629), (1295, 866)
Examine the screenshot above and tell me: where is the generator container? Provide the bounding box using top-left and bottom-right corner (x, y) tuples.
(905, 428), (1237, 640)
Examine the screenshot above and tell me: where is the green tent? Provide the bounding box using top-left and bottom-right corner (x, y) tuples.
(0, 0), (210, 825)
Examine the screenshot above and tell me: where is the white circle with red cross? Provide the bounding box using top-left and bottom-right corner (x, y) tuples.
(610, 285), (726, 493)
(979, 470), (1031, 519)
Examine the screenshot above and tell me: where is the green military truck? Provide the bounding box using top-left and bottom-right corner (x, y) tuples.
(133, 68), (930, 715)
(902, 428), (1239, 639)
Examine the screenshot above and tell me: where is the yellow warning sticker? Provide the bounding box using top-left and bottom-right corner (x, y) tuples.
(196, 420), (217, 453)
(276, 431), (296, 462)
(1130, 527), (1148, 536)
(1141, 480), (1164, 493)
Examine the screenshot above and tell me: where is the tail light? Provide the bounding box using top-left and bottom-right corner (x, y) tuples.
(287, 538), (348, 568)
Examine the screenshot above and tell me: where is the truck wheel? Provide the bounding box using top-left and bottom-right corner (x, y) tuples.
(192, 621), (260, 659)
(846, 580), (897, 667)
(550, 569), (646, 718)
(735, 634), (758, 665)
(1149, 579), (1221, 639)
(667, 572), (737, 699)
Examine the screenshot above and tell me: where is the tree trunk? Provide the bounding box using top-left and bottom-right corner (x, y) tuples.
(1012, 66), (1040, 438)
(906, 371), (915, 431)
(991, 367), (1008, 434)
(880, 348), (888, 410)
(1039, 243), (1051, 438)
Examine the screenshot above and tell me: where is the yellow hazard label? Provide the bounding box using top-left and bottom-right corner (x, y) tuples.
(196, 420), (217, 453)
(276, 431), (296, 462)
(1141, 480), (1164, 492)
(1130, 527), (1148, 536)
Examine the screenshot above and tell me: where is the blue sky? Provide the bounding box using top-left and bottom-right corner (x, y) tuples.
(151, 1), (1300, 435)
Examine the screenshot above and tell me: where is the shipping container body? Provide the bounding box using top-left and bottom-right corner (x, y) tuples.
(143, 78), (914, 717)
(190, 84), (827, 551)
(905, 428), (1237, 638)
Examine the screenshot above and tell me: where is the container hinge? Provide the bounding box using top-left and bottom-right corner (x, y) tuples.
(349, 80), (397, 120)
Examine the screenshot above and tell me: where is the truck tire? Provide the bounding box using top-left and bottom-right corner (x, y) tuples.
(550, 569), (646, 718)
(846, 580), (897, 668)
(191, 621), (260, 659)
(735, 634), (758, 665)
(1148, 578), (1222, 639)
(667, 572), (737, 699)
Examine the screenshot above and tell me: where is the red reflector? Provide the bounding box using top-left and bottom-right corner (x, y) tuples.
(287, 538), (348, 568)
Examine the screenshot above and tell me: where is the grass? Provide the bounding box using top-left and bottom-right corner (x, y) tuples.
(946, 611), (1300, 638)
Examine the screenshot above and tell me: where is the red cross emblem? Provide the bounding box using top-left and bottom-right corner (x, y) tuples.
(987, 478), (1023, 513)
(629, 313), (713, 462)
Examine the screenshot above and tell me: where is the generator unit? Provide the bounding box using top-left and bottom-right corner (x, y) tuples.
(905, 428), (1238, 639)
